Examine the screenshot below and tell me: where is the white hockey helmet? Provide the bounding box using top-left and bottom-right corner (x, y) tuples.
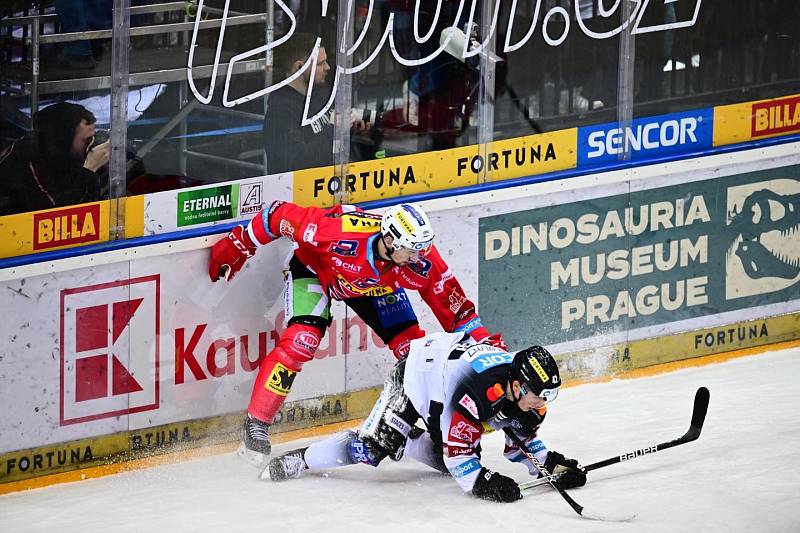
(381, 203), (435, 252)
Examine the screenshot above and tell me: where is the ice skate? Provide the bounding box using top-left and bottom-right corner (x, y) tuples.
(260, 448), (308, 481)
(237, 414), (272, 467)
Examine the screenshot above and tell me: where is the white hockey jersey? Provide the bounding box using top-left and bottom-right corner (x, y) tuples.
(403, 332), (548, 492)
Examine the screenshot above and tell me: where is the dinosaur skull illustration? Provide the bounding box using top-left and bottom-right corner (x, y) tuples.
(728, 189), (800, 280)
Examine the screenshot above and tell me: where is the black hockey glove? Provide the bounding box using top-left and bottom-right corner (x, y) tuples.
(472, 468), (522, 503)
(542, 451), (587, 490)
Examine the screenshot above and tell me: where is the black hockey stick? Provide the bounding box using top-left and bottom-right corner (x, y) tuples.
(519, 386), (710, 491)
(503, 427), (635, 522)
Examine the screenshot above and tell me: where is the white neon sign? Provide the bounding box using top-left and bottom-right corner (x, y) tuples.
(187, 0), (703, 124)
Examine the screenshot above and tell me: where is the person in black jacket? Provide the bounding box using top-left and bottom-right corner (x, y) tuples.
(263, 33), (366, 174)
(0, 102), (110, 216)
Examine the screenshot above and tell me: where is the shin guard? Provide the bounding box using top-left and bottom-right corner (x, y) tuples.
(248, 323), (323, 423)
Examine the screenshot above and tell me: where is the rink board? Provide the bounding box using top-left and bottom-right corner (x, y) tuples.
(0, 196), (144, 259)
(1, 141), (799, 487)
(477, 164), (800, 348)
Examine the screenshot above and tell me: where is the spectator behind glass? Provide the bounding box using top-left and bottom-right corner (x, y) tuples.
(263, 32), (367, 174)
(53, 0), (113, 70)
(0, 102), (110, 216)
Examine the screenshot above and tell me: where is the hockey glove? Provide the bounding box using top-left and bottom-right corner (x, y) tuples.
(472, 468), (522, 503)
(470, 326), (508, 351)
(542, 451), (587, 490)
(209, 225), (257, 282)
(484, 333), (508, 351)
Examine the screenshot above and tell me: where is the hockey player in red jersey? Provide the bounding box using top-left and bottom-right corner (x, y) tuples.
(264, 331), (587, 502)
(208, 201), (505, 464)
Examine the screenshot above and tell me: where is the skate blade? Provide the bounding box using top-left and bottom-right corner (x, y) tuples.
(236, 442), (269, 468)
(258, 462), (273, 481)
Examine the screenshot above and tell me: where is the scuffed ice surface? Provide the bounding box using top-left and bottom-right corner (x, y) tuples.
(2, 347), (800, 533)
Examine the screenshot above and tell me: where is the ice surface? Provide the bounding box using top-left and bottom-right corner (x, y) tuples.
(2, 347), (800, 533)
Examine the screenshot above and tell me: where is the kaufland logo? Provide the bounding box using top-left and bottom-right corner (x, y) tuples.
(60, 275), (160, 425)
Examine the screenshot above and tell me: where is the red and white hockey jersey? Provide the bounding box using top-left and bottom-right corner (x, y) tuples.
(245, 201), (487, 335)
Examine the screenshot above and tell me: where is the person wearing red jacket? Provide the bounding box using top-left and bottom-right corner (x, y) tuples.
(208, 201), (505, 465)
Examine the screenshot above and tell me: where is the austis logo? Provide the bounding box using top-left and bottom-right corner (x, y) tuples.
(34, 204), (101, 250)
(60, 276), (160, 425)
(239, 181), (263, 215)
(751, 95), (800, 137)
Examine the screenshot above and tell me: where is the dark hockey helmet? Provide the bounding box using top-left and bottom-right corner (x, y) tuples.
(510, 346), (561, 402)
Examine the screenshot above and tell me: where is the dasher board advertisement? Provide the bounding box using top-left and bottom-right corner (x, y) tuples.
(479, 165), (800, 348)
(0, 237), (392, 454)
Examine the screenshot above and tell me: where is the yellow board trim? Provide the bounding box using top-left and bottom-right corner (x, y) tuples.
(292, 128), (578, 207)
(0, 201), (111, 258)
(0, 386), (380, 493)
(124, 195), (145, 238)
(713, 92), (800, 146)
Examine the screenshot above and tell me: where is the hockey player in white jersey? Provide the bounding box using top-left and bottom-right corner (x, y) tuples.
(263, 331), (587, 502)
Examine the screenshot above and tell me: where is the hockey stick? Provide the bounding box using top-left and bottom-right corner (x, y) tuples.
(519, 386), (710, 492)
(503, 427), (635, 522)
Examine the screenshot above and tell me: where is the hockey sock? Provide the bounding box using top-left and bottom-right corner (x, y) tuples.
(248, 323), (323, 422)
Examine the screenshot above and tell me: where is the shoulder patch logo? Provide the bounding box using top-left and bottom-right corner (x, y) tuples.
(303, 223), (318, 245)
(486, 383), (505, 402)
(279, 219), (295, 239)
(458, 393), (479, 419)
(448, 414), (482, 444)
(342, 215), (381, 233)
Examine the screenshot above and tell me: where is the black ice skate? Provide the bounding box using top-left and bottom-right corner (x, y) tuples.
(260, 447), (308, 481)
(237, 414), (272, 467)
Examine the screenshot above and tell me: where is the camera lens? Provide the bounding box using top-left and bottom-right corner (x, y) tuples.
(94, 129), (110, 144)
(87, 129), (110, 153)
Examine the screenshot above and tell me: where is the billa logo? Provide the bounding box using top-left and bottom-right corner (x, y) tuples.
(751, 96), (800, 137)
(34, 204), (101, 250)
(725, 179), (800, 300)
(60, 275), (160, 425)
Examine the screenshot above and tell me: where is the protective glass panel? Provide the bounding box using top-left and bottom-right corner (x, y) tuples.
(633, 0), (800, 114)
(1, 1), (112, 217)
(343, 2), (488, 157)
(494, 0), (621, 139)
(125, 0), (271, 196)
(492, 0), (622, 184)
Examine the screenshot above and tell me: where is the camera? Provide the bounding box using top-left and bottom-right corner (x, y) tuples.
(87, 128), (110, 152)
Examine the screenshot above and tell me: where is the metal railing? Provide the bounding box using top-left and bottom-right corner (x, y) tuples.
(1, 0), (273, 178)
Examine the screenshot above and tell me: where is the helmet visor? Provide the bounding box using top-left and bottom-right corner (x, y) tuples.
(413, 242), (433, 257)
(396, 240), (433, 257)
(520, 382), (559, 403)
